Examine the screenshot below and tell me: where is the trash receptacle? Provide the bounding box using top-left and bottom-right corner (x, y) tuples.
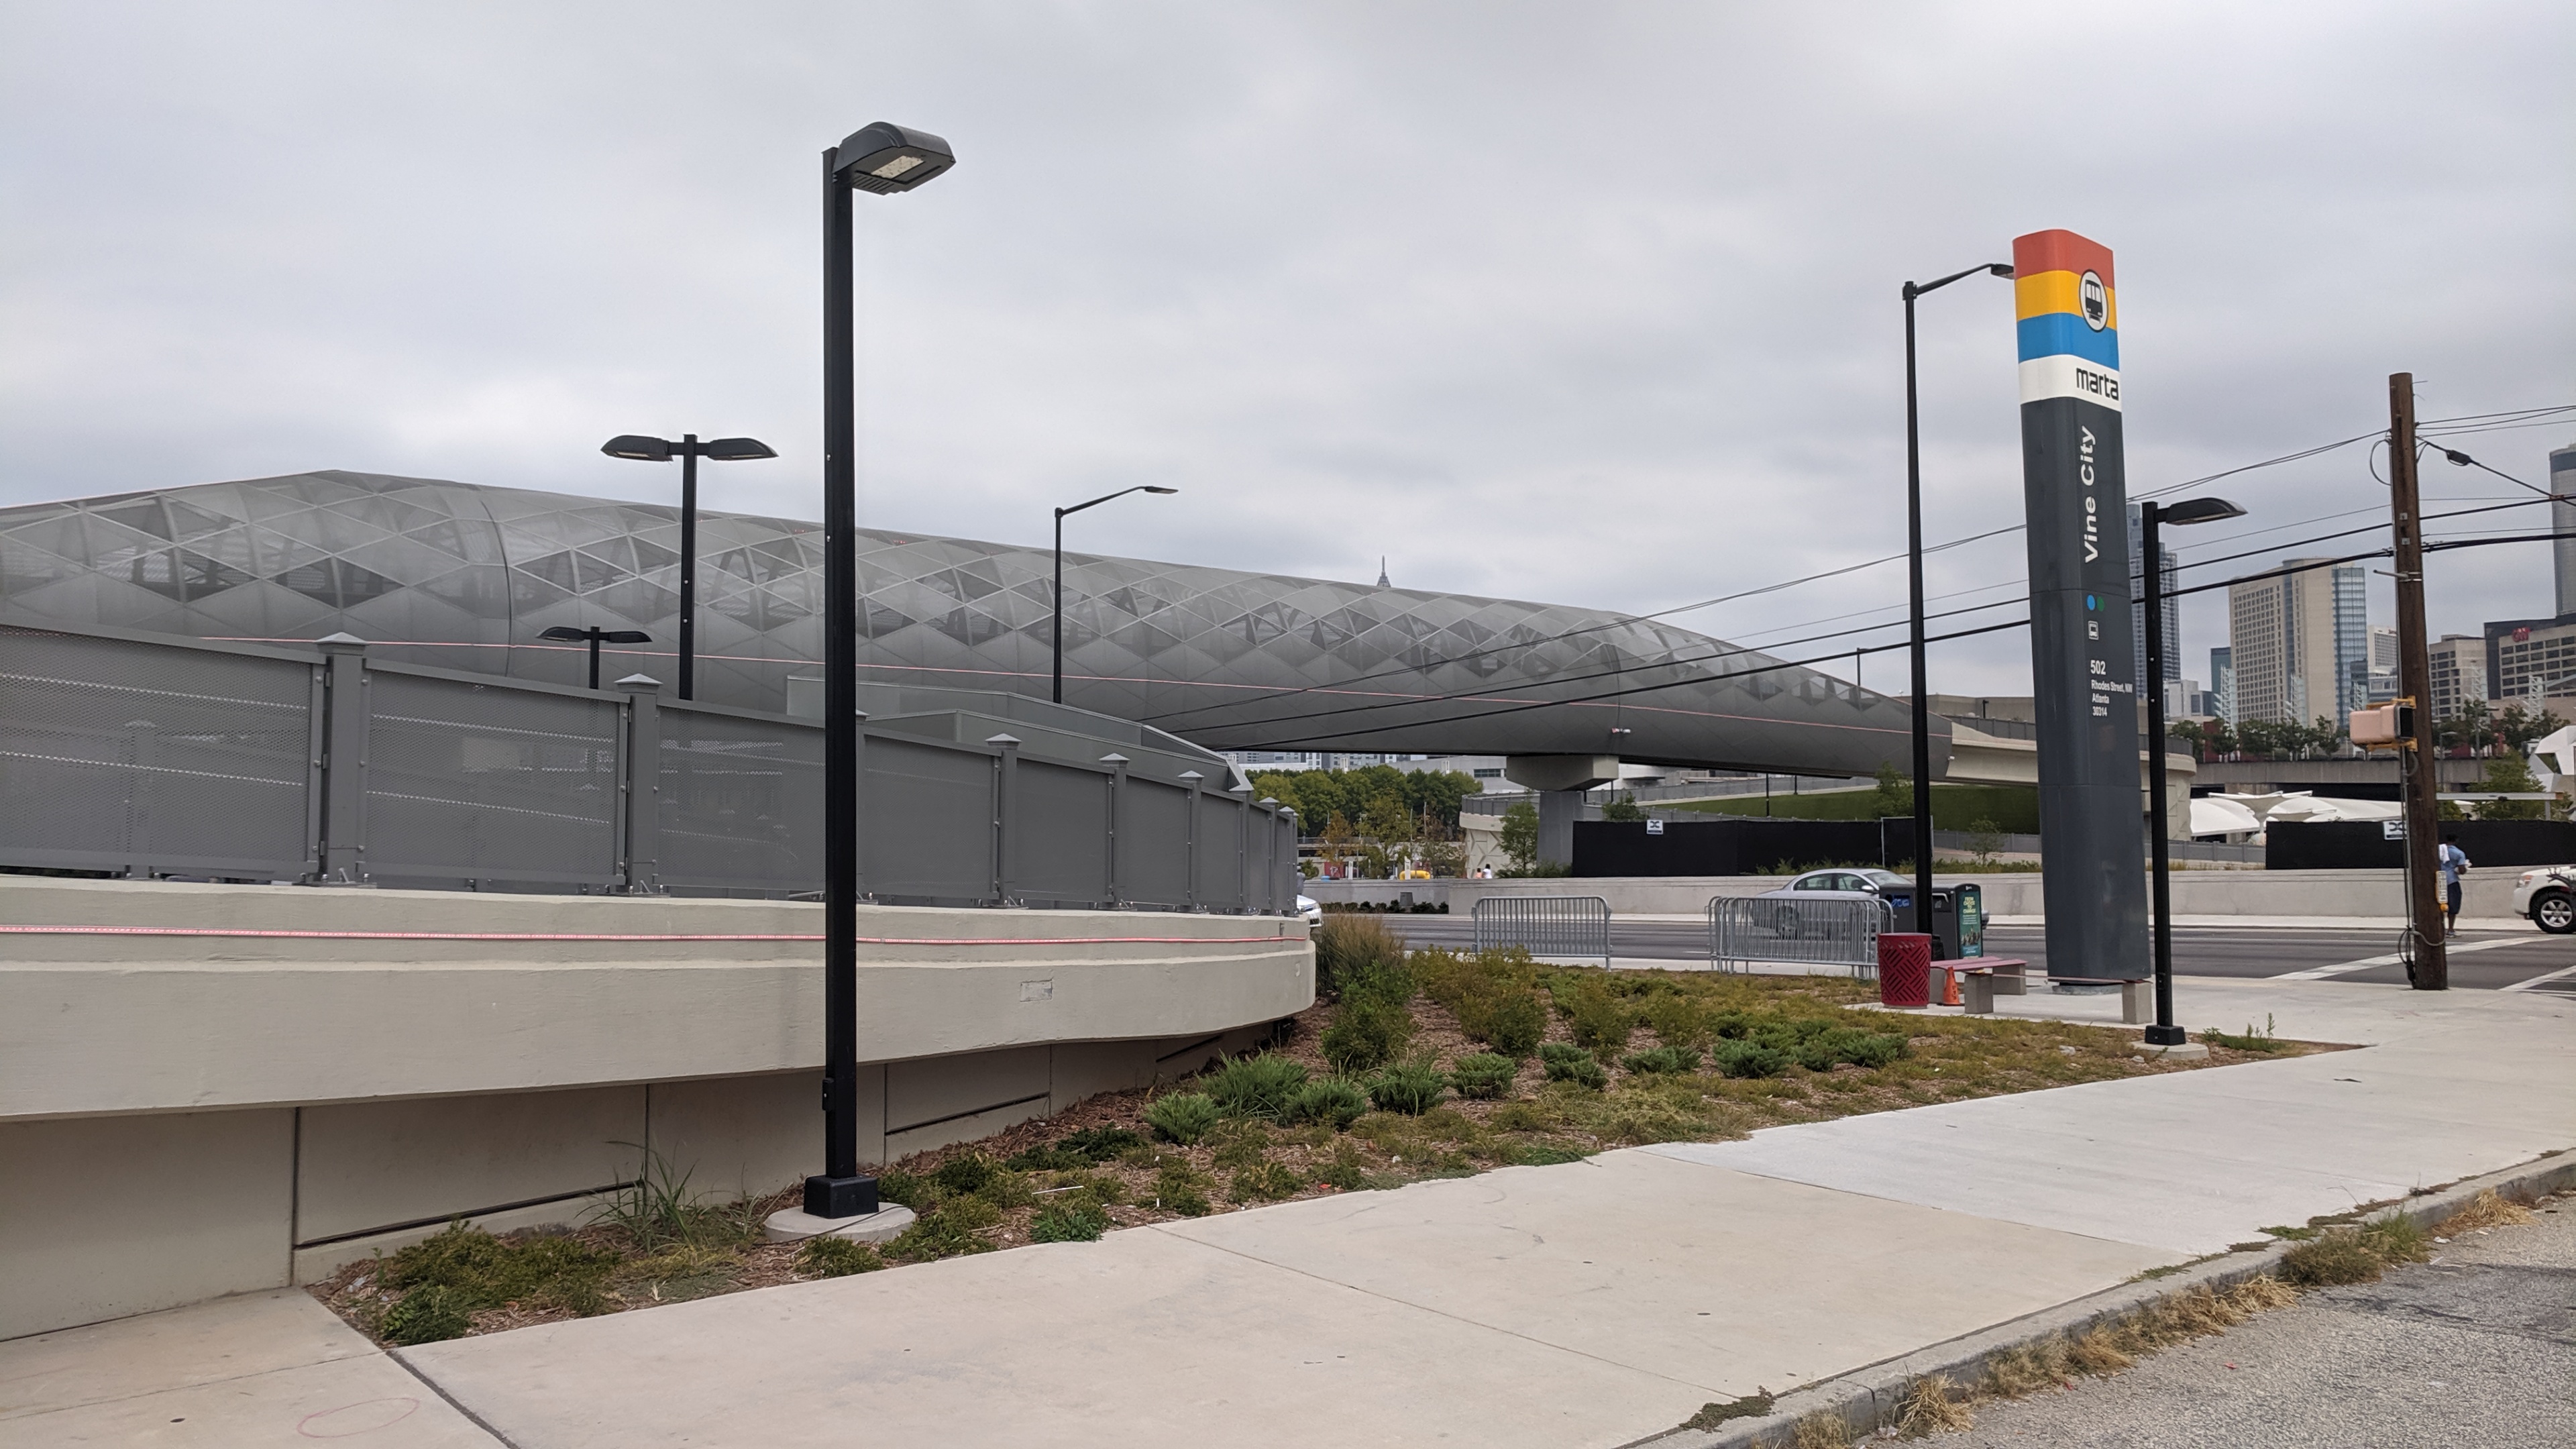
(1888, 885), (1980, 960)
(1878, 932), (1932, 1007)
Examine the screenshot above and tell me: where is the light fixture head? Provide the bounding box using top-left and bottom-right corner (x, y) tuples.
(540, 626), (590, 642)
(1988, 264), (2015, 278)
(601, 435), (672, 462)
(2159, 496), (2246, 527)
(1142, 486), (1179, 494)
(835, 122), (956, 195)
(603, 630), (653, 645)
(702, 437), (778, 462)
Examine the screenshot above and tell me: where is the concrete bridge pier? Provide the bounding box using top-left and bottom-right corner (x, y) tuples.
(1505, 755), (1621, 869)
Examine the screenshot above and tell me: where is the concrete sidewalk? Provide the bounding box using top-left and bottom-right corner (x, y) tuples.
(12, 979), (2567, 1449)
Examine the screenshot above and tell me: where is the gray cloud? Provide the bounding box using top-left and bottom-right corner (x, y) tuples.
(3, 1), (2568, 698)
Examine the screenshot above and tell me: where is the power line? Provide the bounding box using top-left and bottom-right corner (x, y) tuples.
(1149, 407), (2571, 733)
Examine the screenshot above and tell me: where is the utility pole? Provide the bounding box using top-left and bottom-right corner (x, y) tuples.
(2390, 372), (2447, 990)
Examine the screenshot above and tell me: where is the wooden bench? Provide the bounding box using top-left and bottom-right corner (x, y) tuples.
(1937, 957), (2029, 1014)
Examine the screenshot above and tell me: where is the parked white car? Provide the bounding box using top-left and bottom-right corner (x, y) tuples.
(2510, 868), (2576, 934)
(1295, 894), (1322, 926)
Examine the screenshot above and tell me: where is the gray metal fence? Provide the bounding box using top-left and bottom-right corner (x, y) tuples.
(1707, 894), (1890, 976)
(1471, 895), (1613, 966)
(0, 616), (1301, 911)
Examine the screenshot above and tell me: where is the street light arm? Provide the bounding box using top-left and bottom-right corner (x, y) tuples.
(1056, 484), (1177, 520)
(1903, 262), (2015, 300)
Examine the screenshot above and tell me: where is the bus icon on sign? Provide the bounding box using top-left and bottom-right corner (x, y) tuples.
(2080, 272), (2108, 330)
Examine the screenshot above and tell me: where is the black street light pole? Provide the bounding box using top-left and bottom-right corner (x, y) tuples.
(1901, 261), (2013, 955)
(539, 625), (652, 690)
(2137, 496), (2245, 1044)
(1053, 485), (1177, 705)
(602, 433), (778, 700)
(808, 121), (956, 1224)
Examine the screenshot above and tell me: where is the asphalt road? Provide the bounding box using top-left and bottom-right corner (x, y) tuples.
(1933, 1194), (2576, 1448)
(1374, 916), (2576, 991)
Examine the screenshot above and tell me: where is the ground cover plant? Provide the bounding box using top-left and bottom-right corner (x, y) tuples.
(312, 943), (2320, 1347)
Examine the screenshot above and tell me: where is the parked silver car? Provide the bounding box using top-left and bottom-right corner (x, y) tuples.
(1295, 894), (1323, 926)
(1750, 868), (1910, 937)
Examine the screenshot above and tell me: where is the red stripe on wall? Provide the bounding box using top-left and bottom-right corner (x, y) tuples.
(2012, 229), (2115, 289)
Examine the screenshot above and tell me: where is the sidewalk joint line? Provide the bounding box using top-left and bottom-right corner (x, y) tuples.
(388, 1346), (525, 1449)
(1140, 1217), (1739, 1396)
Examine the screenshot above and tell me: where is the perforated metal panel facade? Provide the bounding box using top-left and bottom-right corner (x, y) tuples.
(0, 472), (1943, 777)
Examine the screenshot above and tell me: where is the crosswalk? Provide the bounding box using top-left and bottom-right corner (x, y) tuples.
(2269, 936), (2540, 981)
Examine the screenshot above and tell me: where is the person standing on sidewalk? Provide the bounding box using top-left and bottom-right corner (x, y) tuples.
(2439, 834), (2471, 938)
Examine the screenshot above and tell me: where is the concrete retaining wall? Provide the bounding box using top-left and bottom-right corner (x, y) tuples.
(1307, 869), (2528, 922)
(0, 877), (1309, 1340)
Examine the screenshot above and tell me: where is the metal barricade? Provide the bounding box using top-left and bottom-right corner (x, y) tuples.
(1707, 894), (1891, 977)
(1472, 896), (1613, 967)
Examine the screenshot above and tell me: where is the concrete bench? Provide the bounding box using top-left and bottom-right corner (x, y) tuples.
(1938, 958), (2030, 1014)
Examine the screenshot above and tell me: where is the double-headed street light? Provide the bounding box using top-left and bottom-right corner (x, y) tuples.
(2138, 495), (2245, 1046)
(1053, 486), (1177, 704)
(1900, 261), (2013, 955)
(808, 121), (956, 1226)
(601, 433), (777, 700)
(539, 624), (652, 691)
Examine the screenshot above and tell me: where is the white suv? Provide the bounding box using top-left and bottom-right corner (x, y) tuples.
(2511, 867), (2576, 934)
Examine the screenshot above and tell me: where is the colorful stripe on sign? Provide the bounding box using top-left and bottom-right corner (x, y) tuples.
(2012, 228), (2121, 411)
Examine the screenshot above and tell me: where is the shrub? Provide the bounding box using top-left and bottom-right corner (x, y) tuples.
(930, 1152), (1001, 1197)
(1564, 979), (1633, 1053)
(2279, 1229), (2385, 1287)
(1711, 1040), (1791, 1079)
(1145, 1092), (1222, 1144)
(885, 1199), (1000, 1261)
(1369, 1059), (1450, 1115)
(1489, 1100), (1550, 1132)
(1284, 1077), (1371, 1130)
(1622, 1044), (1701, 1075)
(381, 1221), (621, 1324)
(1449, 1052), (1519, 1099)
(1322, 996), (1416, 1074)
(1203, 1054), (1311, 1120)
(1056, 1126), (1145, 1162)
(797, 1236), (885, 1277)
(379, 1285), (475, 1345)
(1208, 1123), (1271, 1171)
(1641, 995), (1713, 1051)
(1458, 987), (1548, 1057)
(1540, 1044), (1609, 1090)
(1232, 1161), (1303, 1201)
(1029, 1200), (1113, 1243)
(1004, 1144), (1082, 1172)
(1314, 913), (1407, 998)
(1508, 1142), (1588, 1166)
(874, 1169), (927, 1207)
(1313, 1143), (1370, 1191)
(1154, 1162), (1214, 1217)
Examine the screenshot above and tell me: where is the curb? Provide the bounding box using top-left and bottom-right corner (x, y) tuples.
(1621, 1147), (2576, 1449)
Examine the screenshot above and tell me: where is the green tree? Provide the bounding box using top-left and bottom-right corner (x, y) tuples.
(1358, 791), (1415, 847)
(1600, 791), (1646, 822)
(2474, 752), (2546, 820)
(1499, 800), (1540, 873)
(2498, 704), (2565, 753)
(1870, 762), (1914, 818)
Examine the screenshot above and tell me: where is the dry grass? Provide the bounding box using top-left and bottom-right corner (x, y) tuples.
(1891, 1375), (1975, 1436)
(2436, 1188), (2536, 1234)
(1790, 1409), (1851, 1448)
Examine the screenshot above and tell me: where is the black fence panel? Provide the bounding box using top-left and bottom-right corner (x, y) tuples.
(1573, 818), (1888, 877)
(2267, 818), (2576, 870)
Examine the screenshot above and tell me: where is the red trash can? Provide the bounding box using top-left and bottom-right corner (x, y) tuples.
(1878, 932), (1932, 1008)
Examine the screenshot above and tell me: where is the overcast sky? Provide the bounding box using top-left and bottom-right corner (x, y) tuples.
(3, 1), (2569, 696)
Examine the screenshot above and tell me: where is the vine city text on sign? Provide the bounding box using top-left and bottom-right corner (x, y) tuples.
(2015, 228), (2147, 981)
